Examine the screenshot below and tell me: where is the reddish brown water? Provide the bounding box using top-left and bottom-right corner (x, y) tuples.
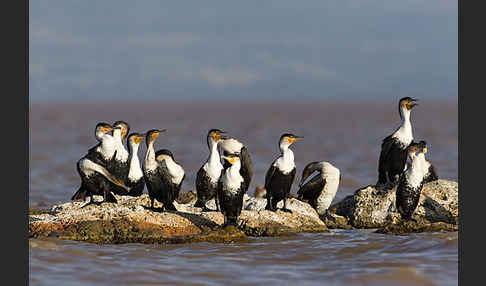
(29, 98), (458, 286)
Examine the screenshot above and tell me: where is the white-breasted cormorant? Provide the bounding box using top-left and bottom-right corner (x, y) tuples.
(217, 154), (247, 227)
(194, 129), (227, 211)
(154, 149), (186, 211)
(71, 122), (128, 205)
(142, 129), (167, 209)
(297, 161), (341, 215)
(219, 137), (253, 193)
(377, 97), (418, 188)
(264, 133), (303, 213)
(396, 141), (429, 221)
(123, 132), (145, 197)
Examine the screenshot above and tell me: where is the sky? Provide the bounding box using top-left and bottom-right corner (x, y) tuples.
(29, 0), (458, 101)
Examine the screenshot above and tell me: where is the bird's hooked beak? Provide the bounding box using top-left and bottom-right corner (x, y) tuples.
(103, 125), (114, 133)
(213, 130), (228, 142)
(153, 129), (167, 139)
(289, 135), (304, 144)
(408, 98), (419, 109)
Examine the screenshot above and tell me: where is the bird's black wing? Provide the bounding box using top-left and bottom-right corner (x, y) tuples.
(297, 174), (326, 201)
(240, 146), (253, 188)
(264, 159), (278, 190)
(377, 135), (395, 184)
(424, 164), (439, 183)
(196, 166), (210, 193)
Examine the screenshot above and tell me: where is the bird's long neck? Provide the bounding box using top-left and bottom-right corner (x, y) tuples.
(207, 140), (222, 168)
(144, 141), (157, 171)
(113, 129), (129, 161)
(225, 161), (242, 182)
(99, 133), (116, 159)
(280, 144), (295, 164)
(128, 143), (142, 180)
(399, 106), (412, 130)
(394, 106), (413, 144)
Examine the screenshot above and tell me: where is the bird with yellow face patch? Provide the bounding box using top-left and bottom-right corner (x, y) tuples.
(219, 137), (253, 194)
(194, 129), (228, 211)
(217, 154), (246, 227)
(264, 133), (303, 213)
(143, 129), (168, 209)
(377, 97), (419, 189)
(118, 132), (146, 197)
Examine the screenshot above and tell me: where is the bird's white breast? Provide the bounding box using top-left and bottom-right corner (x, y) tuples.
(273, 150), (295, 174)
(222, 167), (244, 195)
(203, 161), (223, 183)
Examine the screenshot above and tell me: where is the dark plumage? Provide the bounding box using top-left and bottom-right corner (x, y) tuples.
(377, 97), (418, 188)
(264, 133), (303, 213)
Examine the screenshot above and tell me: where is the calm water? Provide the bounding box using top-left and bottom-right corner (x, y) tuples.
(29, 99), (458, 285)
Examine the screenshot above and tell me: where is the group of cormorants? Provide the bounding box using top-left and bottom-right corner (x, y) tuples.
(72, 97), (438, 226)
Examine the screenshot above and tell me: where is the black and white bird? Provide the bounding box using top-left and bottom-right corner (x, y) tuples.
(194, 129), (227, 211)
(108, 120), (131, 195)
(154, 149), (185, 211)
(142, 129), (167, 210)
(71, 122), (128, 205)
(396, 141), (430, 222)
(377, 97), (419, 188)
(122, 132), (145, 197)
(264, 133), (303, 213)
(416, 140), (439, 184)
(219, 137), (253, 193)
(297, 161), (341, 215)
(217, 154), (247, 227)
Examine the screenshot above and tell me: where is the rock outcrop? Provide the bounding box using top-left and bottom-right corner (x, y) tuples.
(29, 194), (328, 244)
(323, 179), (458, 234)
(28, 179), (459, 243)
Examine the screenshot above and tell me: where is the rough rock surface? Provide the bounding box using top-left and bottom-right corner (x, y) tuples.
(324, 179), (458, 234)
(29, 194), (328, 244)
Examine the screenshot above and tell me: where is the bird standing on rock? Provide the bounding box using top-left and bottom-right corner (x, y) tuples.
(194, 129), (227, 211)
(122, 132), (145, 197)
(143, 129), (168, 210)
(264, 133), (303, 213)
(217, 154), (247, 227)
(377, 97), (419, 189)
